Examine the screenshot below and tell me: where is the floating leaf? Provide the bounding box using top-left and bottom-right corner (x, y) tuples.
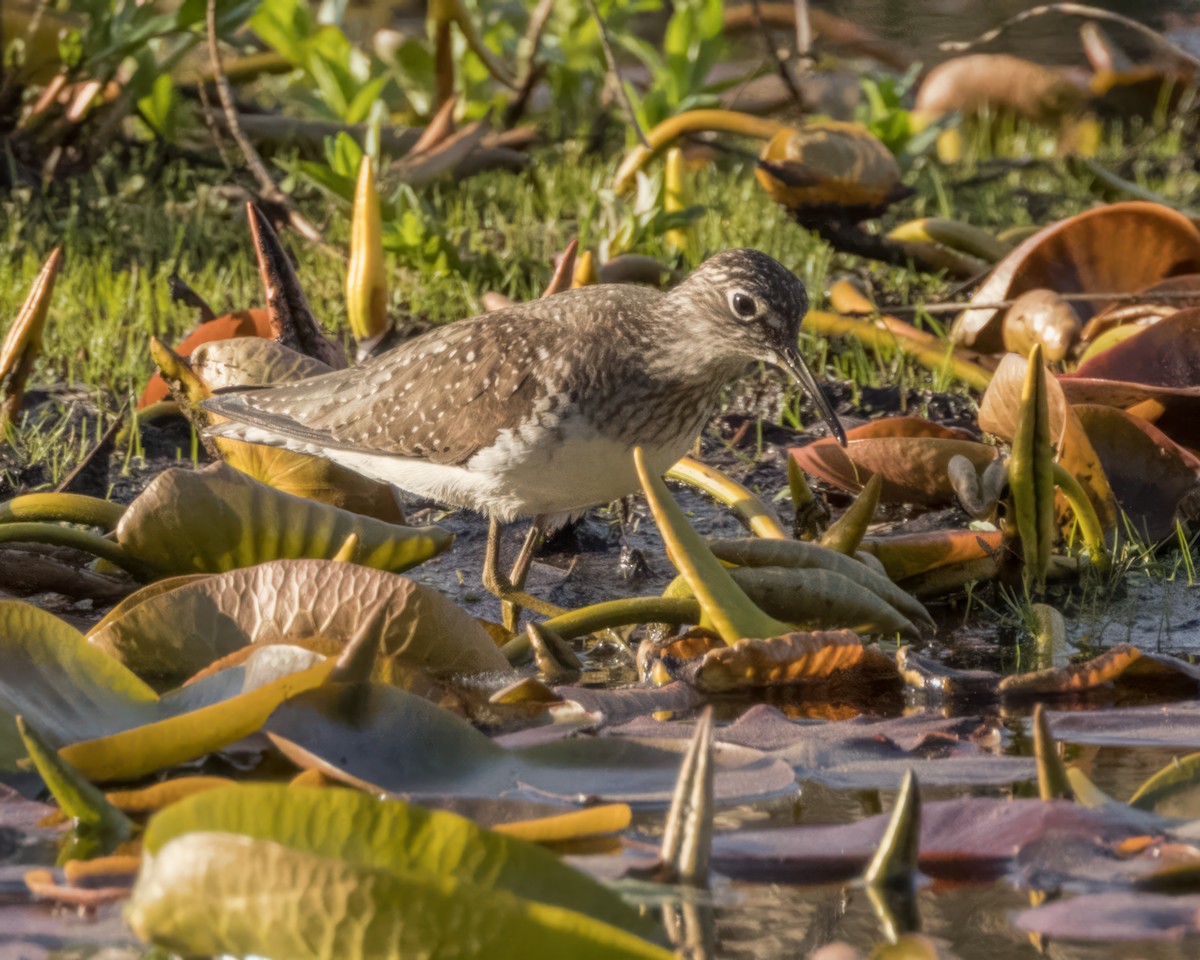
(686, 631), (900, 693)
(265, 683), (795, 808)
(1049, 699), (1200, 748)
(711, 797), (1148, 884)
(608, 704), (1032, 790)
(116, 463), (451, 575)
(128, 832), (672, 960)
(1015, 892), (1200, 943)
(860, 529), (1004, 582)
(1000, 644), (1200, 699)
(87, 559), (508, 684)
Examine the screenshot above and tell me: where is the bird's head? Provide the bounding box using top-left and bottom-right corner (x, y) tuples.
(670, 248), (846, 444)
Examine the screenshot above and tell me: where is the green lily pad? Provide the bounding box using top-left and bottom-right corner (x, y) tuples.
(128, 832), (672, 959)
(116, 463), (452, 575)
(143, 784), (653, 935)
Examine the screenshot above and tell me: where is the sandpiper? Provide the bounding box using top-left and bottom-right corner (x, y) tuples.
(204, 248), (844, 620)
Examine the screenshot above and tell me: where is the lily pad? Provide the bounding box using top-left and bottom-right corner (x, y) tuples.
(116, 463), (451, 575)
(143, 784), (652, 934)
(128, 832), (671, 960)
(87, 559), (509, 684)
(264, 683), (795, 808)
(790, 418), (996, 506)
(1014, 892), (1200, 942)
(951, 202), (1200, 353)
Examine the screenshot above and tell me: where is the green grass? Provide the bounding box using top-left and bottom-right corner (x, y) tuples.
(3, 113), (1199, 491)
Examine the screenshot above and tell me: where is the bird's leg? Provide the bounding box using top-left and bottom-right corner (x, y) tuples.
(501, 516), (547, 632)
(482, 516), (564, 631)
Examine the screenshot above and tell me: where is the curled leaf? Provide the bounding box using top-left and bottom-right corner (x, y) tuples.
(115, 463), (451, 576)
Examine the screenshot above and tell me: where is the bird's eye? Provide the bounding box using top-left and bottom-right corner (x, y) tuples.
(730, 292), (758, 319)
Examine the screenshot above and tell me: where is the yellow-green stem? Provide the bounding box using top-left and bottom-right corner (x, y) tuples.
(0, 493), (126, 531)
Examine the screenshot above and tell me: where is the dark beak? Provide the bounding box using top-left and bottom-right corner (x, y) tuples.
(775, 343), (847, 446)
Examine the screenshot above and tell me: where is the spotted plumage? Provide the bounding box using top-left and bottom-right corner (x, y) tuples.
(203, 248), (843, 525)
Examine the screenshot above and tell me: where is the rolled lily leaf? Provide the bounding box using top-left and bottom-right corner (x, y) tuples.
(978, 352), (1117, 534)
(142, 784), (652, 935)
(666, 566), (919, 639)
(115, 463), (450, 576)
(16, 716), (132, 849)
(0, 492), (125, 531)
(705, 537), (933, 629)
(346, 155), (388, 349)
(635, 447), (790, 644)
(819, 473), (881, 556)
(87, 559), (509, 684)
(1008, 344), (1055, 588)
(1033, 704), (1074, 802)
(128, 832), (672, 960)
(1, 247), (63, 431)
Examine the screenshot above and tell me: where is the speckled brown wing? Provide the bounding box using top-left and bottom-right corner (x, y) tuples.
(203, 302), (563, 466)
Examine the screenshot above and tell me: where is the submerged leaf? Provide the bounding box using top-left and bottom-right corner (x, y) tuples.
(265, 683), (795, 807)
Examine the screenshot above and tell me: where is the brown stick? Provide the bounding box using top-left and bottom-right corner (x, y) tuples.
(939, 3), (1200, 71)
(858, 289), (1200, 317)
(205, 0), (325, 245)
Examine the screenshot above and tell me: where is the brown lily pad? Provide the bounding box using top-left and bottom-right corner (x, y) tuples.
(952, 202), (1200, 354)
(790, 417), (996, 506)
(999, 644), (1200, 698)
(979, 352), (1118, 531)
(1073, 404), (1200, 540)
(915, 54), (1089, 124)
(685, 630), (900, 694)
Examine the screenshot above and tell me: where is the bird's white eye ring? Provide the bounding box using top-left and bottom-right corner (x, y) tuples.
(729, 291), (759, 320)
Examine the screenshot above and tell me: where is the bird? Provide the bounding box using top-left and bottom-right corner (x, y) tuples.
(203, 248), (845, 625)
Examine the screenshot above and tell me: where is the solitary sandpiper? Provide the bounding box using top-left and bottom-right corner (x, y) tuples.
(204, 248), (845, 621)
